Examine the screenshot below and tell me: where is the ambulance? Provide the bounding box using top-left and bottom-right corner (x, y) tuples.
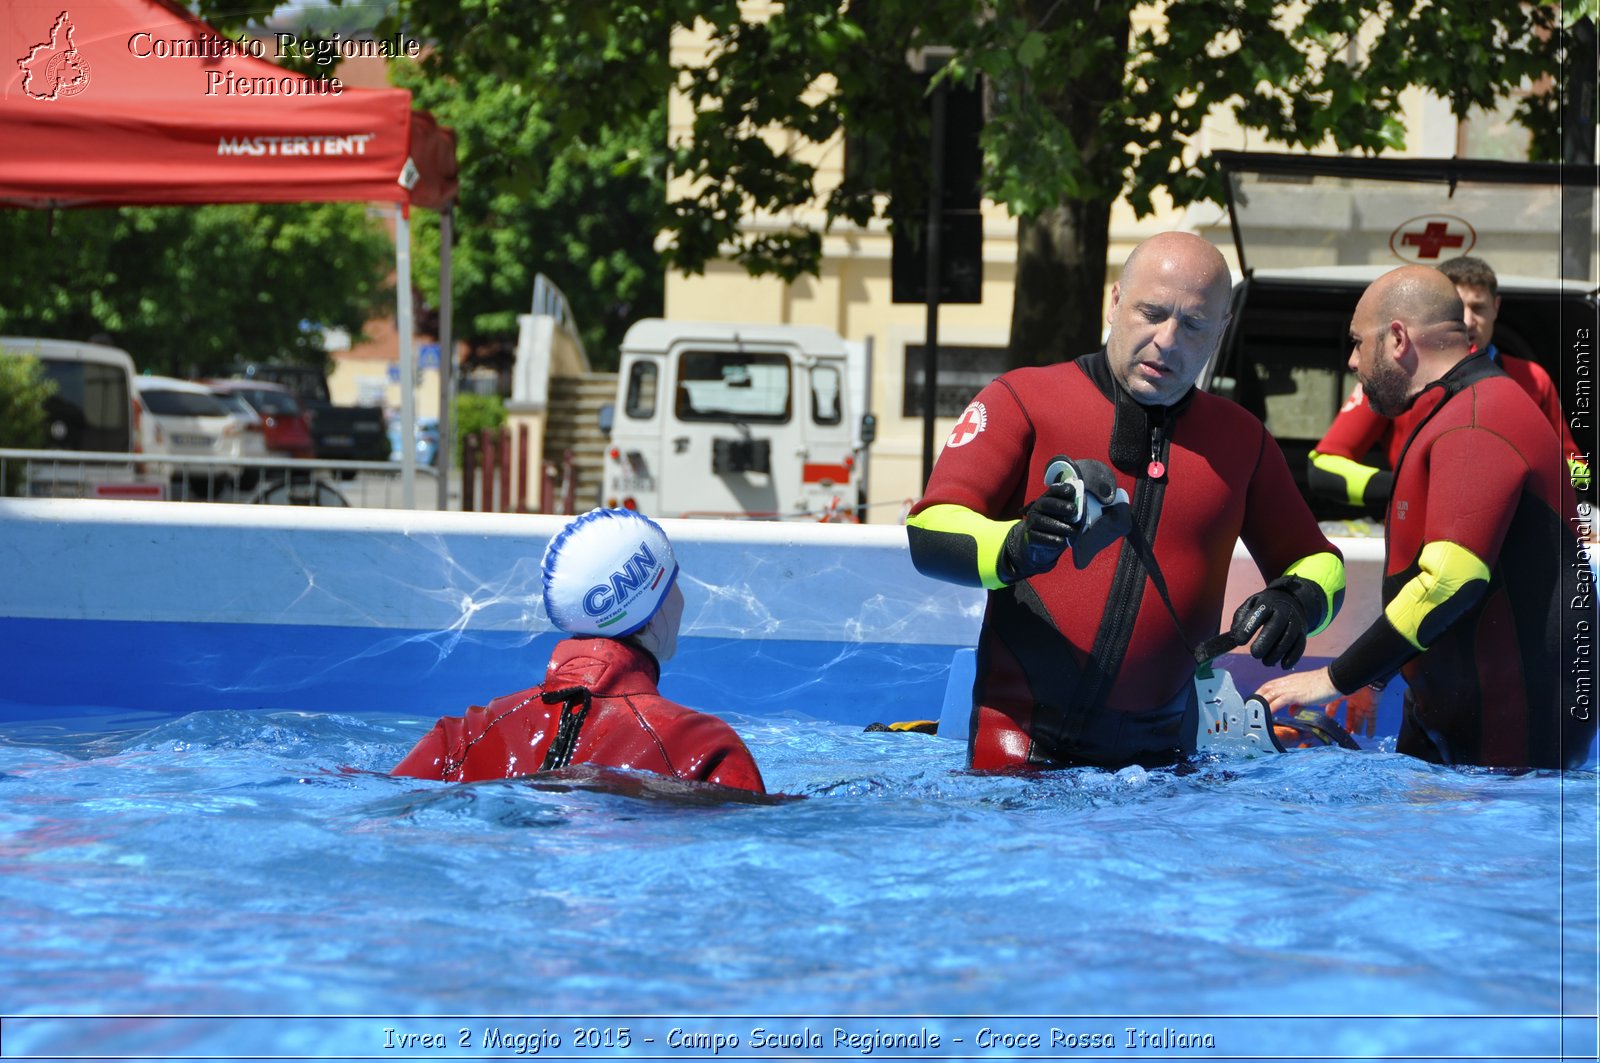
(600, 320), (875, 521)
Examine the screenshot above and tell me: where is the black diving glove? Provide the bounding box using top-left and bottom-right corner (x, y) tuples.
(1228, 575), (1324, 668)
(999, 456), (1129, 582)
(1000, 479), (1082, 581)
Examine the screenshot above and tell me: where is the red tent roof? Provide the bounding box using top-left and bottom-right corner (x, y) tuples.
(0, 0), (456, 209)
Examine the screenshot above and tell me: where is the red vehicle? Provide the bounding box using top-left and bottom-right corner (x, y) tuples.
(205, 379), (315, 459)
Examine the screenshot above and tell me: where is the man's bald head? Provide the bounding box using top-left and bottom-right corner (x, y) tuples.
(1104, 232), (1233, 405)
(1357, 265), (1470, 350)
(1121, 231), (1232, 303)
(1346, 266), (1474, 416)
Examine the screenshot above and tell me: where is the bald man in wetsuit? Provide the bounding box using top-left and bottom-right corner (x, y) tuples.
(907, 232), (1345, 770)
(1260, 267), (1593, 770)
(1308, 255), (1589, 516)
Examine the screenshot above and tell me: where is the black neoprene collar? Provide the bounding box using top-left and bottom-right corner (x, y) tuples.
(1075, 350), (1196, 477)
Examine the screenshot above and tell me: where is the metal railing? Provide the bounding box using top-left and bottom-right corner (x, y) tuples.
(0, 448), (443, 510)
(458, 428), (580, 515)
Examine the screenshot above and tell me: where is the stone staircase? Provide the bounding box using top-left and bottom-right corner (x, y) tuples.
(543, 372), (617, 512)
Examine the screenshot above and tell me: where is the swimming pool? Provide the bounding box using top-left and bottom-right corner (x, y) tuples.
(1, 499), (1595, 1059)
(2, 705), (1594, 1059)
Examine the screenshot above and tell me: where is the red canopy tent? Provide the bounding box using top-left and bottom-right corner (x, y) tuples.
(0, 0), (459, 504)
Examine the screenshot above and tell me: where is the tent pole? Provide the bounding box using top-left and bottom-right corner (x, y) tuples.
(396, 203), (417, 509)
(437, 205), (454, 511)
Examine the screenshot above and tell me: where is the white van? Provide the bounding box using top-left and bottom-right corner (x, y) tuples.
(0, 337), (140, 497)
(600, 320), (874, 521)
(0, 337), (138, 452)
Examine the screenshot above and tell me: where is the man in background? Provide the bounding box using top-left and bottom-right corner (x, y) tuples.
(1261, 266), (1591, 770)
(1308, 255), (1588, 516)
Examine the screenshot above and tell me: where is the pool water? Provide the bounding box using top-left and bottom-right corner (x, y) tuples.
(1, 707), (1595, 1059)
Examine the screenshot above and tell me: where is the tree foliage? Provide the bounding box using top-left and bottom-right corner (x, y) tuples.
(185, 2), (668, 370)
(453, 391), (507, 464)
(390, 61), (666, 370)
(373, 0), (1582, 363)
(0, 203), (392, 377)
(0, 352), (56, 495)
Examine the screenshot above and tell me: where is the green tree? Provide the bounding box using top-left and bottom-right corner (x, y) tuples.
(0, 203), (392, 376)
(392, 61), (666, 370)
(453, 392), (507, 464)
(364, 0), (1582, 365)
(0, 352), (56, 495)
(193, 2), (668, 371)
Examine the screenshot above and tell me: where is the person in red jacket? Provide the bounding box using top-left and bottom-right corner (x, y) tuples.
(1260, 266), (1592, 770)
(392, 508), (766, 793)
(1308, 255), (1588, 515)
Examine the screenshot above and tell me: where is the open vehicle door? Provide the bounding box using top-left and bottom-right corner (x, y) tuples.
(1203, 151), (1599, 519)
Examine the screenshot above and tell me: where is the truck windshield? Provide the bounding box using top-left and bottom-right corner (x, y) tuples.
(675, 351), (791, 424)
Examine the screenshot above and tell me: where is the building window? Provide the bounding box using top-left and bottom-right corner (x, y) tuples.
(902, 344), (1009, 418)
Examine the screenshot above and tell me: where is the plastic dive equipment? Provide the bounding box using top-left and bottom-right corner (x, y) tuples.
(1194, 666), (1285, 757)
(1043, 455), (1132, 570)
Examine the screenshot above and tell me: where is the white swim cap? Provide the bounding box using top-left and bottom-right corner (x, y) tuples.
(541, 508), (680, 638)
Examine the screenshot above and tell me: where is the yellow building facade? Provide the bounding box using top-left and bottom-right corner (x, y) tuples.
(661, 11), (1497, 519)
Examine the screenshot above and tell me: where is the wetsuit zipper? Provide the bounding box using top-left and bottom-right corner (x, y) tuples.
(1078, 416), (1171, 715)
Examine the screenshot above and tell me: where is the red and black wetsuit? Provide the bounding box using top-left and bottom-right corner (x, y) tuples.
(1326, 354), (1594, 770)
(392, 638), (767, 793)
(1310, 347), (1588, 512)
(907, 351), (1344, 770)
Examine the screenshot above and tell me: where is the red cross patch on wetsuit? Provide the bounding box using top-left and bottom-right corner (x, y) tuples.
(945, 401), (987, 449)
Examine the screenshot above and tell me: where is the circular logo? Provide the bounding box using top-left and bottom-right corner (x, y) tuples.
(945, 400), (987, 449)
(1388, 214), (1476, 265)
(43, 50), (92, 98)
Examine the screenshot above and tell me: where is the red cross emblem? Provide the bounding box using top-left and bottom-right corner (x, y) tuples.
(1389, 214), (1476, 263)
(945, 400), (987, 448)
(1339, 382), (1366, 414)
(1400, 222), (1465, 258)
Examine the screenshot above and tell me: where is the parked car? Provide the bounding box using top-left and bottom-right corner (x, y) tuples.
(223, 362), (389, 467)
(388, 415), (441, 467)
(0, 336), (139, 497)
(1, 337), (138, 453)
(205, 379), (315, 459)
(134, 375), (243, 497)
(208, 390), (271, 489)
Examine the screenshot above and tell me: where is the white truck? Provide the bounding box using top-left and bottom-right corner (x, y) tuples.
(600, 319), (875, 521)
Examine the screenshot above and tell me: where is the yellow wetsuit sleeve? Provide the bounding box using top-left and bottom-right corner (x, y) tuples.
(1307, 450), (1387, 509)
(1283, 550), (1345, 637)
(1327, 539), (1490, 693)
(906, 503), (1018, 591)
